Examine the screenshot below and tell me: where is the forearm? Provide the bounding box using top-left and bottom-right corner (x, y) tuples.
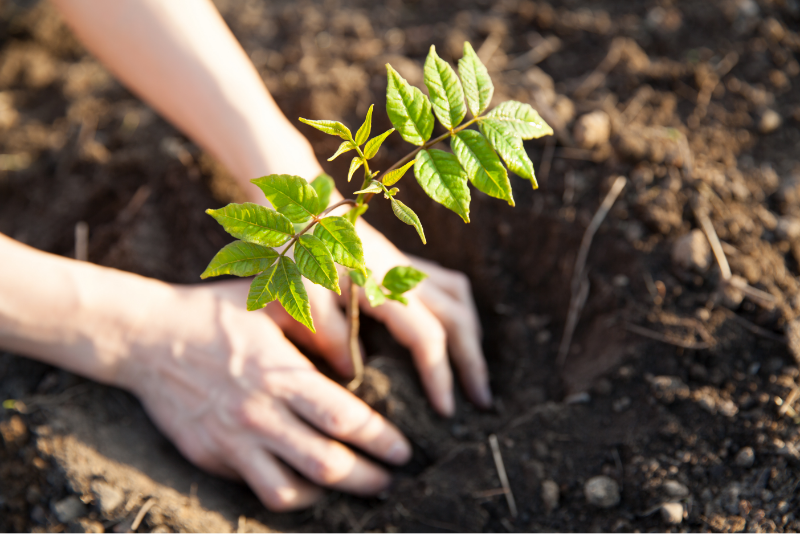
(50, 0), (323, 199)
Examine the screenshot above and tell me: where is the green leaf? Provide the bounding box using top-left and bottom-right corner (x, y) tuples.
(486, 101), (553, 139)
(313, 216), (366, 273)
(386, 64), (434, 146)
(479, 120), (537, 187)
(364, 274), (386, 307)
(247, 261), (280, 311)
(364, 128), (395, 159)
(390, 198), (426, 244)
(458, 42), (494, 117)
(251, 174), (320, 223)
(382, 265), (427, 294)
(381, 160), (415, 187)
(344, 204), (368, 225)
(385, 293), (409, 305)
(298, 117), (353, 142)
(206, 203), (294, 247)
(355, 104), (373, 146)
(424, 45), (466, 130)
(451, 129), (514, 206)
(311, 173), (335, 214)
(327, 141), (356, 161)
(275, 257), (315, 331)
(413, 148), (471, 223)
(200, 240), (279, 279)
(348, 156), (364, 182)
(348, 269), (367, 287)
(354, 181), (383, 194)
(294, 234), (340, 294)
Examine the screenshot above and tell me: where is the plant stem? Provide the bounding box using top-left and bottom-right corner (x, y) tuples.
(346, 275), (363, 391)
(277, 198), (357, 258)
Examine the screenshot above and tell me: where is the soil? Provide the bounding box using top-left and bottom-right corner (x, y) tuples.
(2, 0), (800, 531)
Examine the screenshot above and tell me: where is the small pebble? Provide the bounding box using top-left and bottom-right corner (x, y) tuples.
(573, 110), (610, 149)
(661, 502), (684, 524)
(91, 481), (124, 515)
(671, 229), (711, 272)
(541, 480), (559, 512)
(663, 480), (689, 498)
(52, 495), (87, 523)
(759, 109), (782, 133)
(584, 475), (620, 508)
(732, 445), (753, 466)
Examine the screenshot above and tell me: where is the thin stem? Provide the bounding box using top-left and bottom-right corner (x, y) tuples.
(346, 276), (363, 391)
(278, 198), (357, 258)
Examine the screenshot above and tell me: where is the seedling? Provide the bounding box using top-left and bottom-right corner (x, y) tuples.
(201, 42), (553, 386)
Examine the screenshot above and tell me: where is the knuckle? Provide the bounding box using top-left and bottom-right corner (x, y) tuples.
(259, 488), (296, 512)
(306, 454), (347, 486)
(452, 272), (472, 297)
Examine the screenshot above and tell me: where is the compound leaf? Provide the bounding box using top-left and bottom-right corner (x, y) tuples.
(313, 216), (366, 273)
(354, 181), (383, 194)
(479, 120), (537, 187)
(451, 129), (514, 206)
(251, 174), (320, 223)
(310, 173), (335, 214)
(298, 117), (352, 142)
(386, 64), (434, 146)
(414, 148), (471, 223)
(382, 160), (415, 187)
(364, 128), (395, 159)
(391, 198), (426, 244)
(201, 240), (279, 279)
(348, 156), (364, 182)
(458, 41), (494, 117)
(486, 101), (553, 139)
(355, 104), (373, 146)
(382, 265), (427, 294)
(344, 204), (368, 225)
(295, 234), (340, 294)
(328, 141), (356, 161)
(206, 203), (294, 247)
(424, 45), (466, 130)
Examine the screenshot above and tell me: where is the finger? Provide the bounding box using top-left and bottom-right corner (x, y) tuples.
(363, 295), (455, 417)
(283, 370), (411, 465)
(416, 285), (492, 409)
(406, 257), (483, 333)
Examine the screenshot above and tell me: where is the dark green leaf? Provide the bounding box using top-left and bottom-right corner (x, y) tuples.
(424, 45), (466, 130)
(390, 198), (426, 244)
(251, 174), (320, 223)
(386, 64), (434, 146)
(385, 293), (409, 305)
(310, 173), (335, 214)
(348, 269), (367, 287)
(298, 117), (352, 141)
(364, 128), (395, 159)
(313, 216), (366, 273)
(451, 129), (514, 206)
(327, 141), (356, 161)
(201, 240), (279, 279)
(354, 181), (382, 194)
(458, 42), (494, 117)
(344, 204), (368, 225)
(206, 203), (294, 247)
(486, 101), (553, 139)
(479, 120), (537, 186)
(382, 265), (428, 294)
(348, 156), (364, 182)
(381, 160), (415, 187)
(413, 148), (471, 223)
(295, 234), (340, 294)
(355, 104), (373, 146)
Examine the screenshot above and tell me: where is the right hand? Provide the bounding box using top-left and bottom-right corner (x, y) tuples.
(116, 279), (411, 511)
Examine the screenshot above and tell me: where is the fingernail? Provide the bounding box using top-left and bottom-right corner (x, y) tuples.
(475, 383), (494, 409)
(387, 440), (412, 465)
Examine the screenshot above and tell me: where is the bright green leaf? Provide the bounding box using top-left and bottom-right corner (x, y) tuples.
(327, 141), (356, 161)
(298, 117), (353, 142)
(247, 257), (314, 331)
(414, 148), (471, 223)
(251, 174), (320, 223)
(486, 101), (553, 139)
(382, 265), (428, 294)
(452, 129), (514, 206)
(458, 42), (494, 117)
(424, 45), (466, 130)
(201, 240), (279, 279)
(386, 64), (434, 146)
(348, 156), (364, 182)
(354, 181), (383, 194)
(381, 160), (415, 187)
(386, 187), (399, 197)
(364, 128), (395, 159)
(479, 120), (537, 187)
(390, 198), (426, 244)
(348, 268), (367, 287)
(247, 261), (280, 311)
(295, 234), (340, 294)
(385, 293), (409, 305)
(364, 274), (386, 307)
(313, 216), (366, 273)
(344, 204), (368, 225)
(355, 104), (373, 146)
(206, 203), (294, 247)
(310, 173), (335, 214)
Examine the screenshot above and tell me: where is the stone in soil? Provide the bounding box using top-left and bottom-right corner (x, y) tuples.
(660, 502), (684, 524)
(734, 446), (755, 467)
(541, 479), (559, 512)
(573, 110), (610, 149)
(671, 229), (711, 272)
(584, 475), (620, 508)
(662, 480), (689, 498)
(52, 495), (87, 523)
(91, 480), (124, 515)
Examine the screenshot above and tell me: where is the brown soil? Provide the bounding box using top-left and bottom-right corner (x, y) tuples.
(2, 0), (800, 531)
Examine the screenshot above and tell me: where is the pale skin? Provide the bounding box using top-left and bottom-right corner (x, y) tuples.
(0, 0), (490, 511)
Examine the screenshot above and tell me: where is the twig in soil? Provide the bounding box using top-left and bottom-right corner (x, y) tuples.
(720, 308), (786, 344)
(130, 498), (155, 532)
(477, 32), (503, 64)
(623, 322), (711, 350)
(346, 276), (363, 391)
(538, 136), (555, 184)
(488, 434), (518, 518)
(74, 222), (89, 262)
(778, 386), (800, 417)
(557, 176), (627, 367)
(505, 35), (561, 71)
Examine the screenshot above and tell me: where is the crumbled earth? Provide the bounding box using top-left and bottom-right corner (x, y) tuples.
(2, 0), (800, 531)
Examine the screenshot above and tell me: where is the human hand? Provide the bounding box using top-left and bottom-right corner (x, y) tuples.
(117, 280), (412, 511)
